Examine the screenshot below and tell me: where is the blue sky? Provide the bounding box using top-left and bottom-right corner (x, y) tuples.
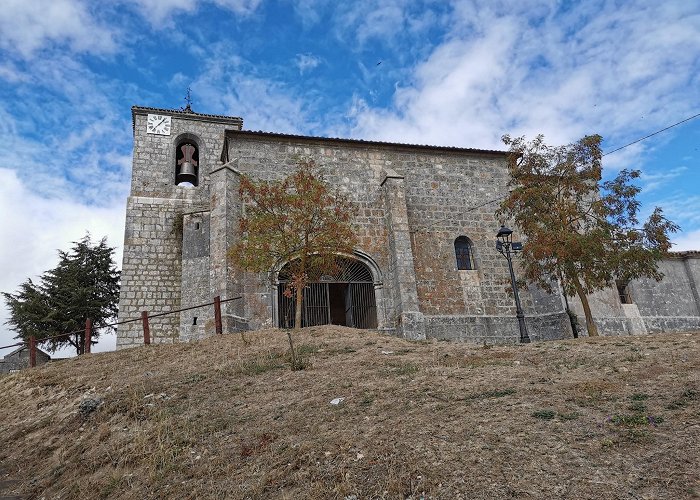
(1, 0), (699, 352)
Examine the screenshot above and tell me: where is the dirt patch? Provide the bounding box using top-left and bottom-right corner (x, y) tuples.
(1, 327), (699, 499)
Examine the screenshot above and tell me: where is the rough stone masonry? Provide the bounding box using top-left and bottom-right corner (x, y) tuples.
(116, 106), (700, 348)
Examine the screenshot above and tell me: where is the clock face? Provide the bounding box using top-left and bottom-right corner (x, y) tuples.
(146, 114), (172, 135)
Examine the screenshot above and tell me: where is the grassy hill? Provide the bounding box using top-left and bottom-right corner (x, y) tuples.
(1, 327), (698, 499)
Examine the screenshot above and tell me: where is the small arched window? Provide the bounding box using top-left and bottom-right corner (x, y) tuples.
(175, 141), (200, 186)
(455, 236), (474, 270)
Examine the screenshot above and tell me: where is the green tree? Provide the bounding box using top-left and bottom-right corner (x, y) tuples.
(3, 234), (121, 354)
(230, 160), (357, 368)
(499, 134), (678, 337)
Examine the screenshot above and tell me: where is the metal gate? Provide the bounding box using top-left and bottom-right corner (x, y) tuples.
(277, 257), (377, 329)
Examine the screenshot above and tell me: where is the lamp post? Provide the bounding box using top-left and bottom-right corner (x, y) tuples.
(496, 225), (530, 344)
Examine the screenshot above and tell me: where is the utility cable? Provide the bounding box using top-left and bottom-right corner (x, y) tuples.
(411, 111), (700, 234)
(602, 112), (700, 157)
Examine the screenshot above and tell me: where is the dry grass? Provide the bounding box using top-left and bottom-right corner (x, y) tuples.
(1, 327), (699, 499)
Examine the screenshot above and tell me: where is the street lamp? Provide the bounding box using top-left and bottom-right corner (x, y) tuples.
(496, 225), (530, 343)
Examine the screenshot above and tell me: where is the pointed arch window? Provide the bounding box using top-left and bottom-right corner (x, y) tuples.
(455, 236), (475, 270)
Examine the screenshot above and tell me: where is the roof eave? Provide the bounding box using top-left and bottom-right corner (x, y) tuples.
(223, 129), (509, 156)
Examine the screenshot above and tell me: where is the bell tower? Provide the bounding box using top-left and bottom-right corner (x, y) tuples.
(117, 105), (243, 349)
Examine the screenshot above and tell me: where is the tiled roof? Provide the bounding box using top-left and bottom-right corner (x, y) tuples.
(668, 250), (700, 257)
(226, 129), (509, 156)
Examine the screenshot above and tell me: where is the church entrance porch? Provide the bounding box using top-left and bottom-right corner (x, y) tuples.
(277, 257), (378, 329)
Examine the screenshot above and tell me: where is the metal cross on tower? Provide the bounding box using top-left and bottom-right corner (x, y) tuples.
(183, 87), (193, 112)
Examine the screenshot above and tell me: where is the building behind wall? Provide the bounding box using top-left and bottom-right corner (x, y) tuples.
(569, 251), (700, 335)
(0, 346), (51, 374)
(116, 106), (699, 347)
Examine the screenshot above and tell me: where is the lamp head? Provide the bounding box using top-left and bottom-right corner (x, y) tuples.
(496, 225), (513, 243)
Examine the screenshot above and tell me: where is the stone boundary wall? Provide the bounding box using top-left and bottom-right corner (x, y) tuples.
(570, 253), (700, 336)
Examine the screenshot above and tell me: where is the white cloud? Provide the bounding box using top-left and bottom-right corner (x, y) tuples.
(639, 166), (688, 193)
(0, 54), (133, 205)
(0, 169), (125, 354)
(294, 53), (322, 74)
(348, 1), (700, 155)
(672, 229), (700, 252)
(0, 0), (118, 57)
(213, 0), (262, 15)
(130, 0), (262, 25)
(186, 43), (319, 133)
(653, 194), (700, 229)
(331, 0), (447, 52)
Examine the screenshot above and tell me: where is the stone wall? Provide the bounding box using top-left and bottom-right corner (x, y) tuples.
(120, 107), (699, 347)
(568, 252), (700, 336)
(117, 108), (242, 348)
(0, 348), (50, 373)
(223, 131), (572, 343)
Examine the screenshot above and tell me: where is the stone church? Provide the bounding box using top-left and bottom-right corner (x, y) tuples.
(116, 106), (700, 348)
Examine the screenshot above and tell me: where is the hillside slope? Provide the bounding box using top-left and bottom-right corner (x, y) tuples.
(1, 327), (699, 499)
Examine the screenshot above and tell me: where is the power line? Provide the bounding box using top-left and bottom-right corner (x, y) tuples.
(602, 112), (700, 157)
(412, 112), (700, 234)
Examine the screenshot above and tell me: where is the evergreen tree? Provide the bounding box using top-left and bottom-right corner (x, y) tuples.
(3, 235), (120, 354)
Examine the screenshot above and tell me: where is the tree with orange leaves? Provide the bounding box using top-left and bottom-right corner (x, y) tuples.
(230, 159), (356, 368)
(499, 134), (678, 337)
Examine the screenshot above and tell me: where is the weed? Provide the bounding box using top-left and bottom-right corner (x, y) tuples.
(360, 392), (375, 407)
(630, 393), (649, 401)
(558, 411), (580, 421)
(532, 410), (556, 420)
(628, 401), (646, 413)
(666, 388), (698, 410)
(236, 354), (286, 376)
(291, 357), (312, 371)
(601, 438), (615, 447)
(296, 344), (319, 356)
(681, 388), (698, 399)
(393, 363), (419, 376)
(182, 373), (207, 384)
(471, 388), (516, 399)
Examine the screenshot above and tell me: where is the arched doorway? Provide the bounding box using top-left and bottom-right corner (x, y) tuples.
(277, 256), (378, 329)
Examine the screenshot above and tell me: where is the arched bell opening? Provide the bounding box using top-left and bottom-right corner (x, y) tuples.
(175, 141), (200, 187)
(276, 256), (378, 330)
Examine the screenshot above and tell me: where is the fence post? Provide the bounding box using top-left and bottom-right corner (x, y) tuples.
(214, 295), (223, 335)
(84, 318), (92, 354)
(29, 336), (36, 368)
(141, 311), (151, 345)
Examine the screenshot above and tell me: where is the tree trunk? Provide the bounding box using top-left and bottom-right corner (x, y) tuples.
(286, 330), (298, 370)
(572, 276), (599, 337)
(294, 251), (307, 331)
(294, 285), (303, 330)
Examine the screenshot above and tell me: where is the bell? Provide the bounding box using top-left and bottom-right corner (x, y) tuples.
(176, 143), (199, 185)
(177, 161), (197, 184)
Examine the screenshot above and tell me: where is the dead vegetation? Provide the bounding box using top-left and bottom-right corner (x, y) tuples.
(1, 327), (699, 499)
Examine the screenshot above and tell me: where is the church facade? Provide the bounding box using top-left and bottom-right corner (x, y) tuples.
(116, 106), (700, 348)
